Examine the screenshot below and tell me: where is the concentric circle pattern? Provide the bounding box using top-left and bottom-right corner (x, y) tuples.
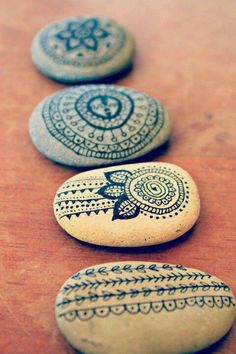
(125, 166), (188, 215)
(75, 89), (134, 130)
(42, 85), (165, 161)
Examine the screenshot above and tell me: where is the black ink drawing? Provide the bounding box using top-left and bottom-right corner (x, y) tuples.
(56, 263), (235, 322)
(55, 165), (189, 220)
(57, 296), (235, 322)
(40, 17), (126, 66)
(61, 272), (212, 295)
(71, 263), (190, 280)
(97, 166), (188, 220)
(43, 86), (165, 160)
(56, 18), (110, 52)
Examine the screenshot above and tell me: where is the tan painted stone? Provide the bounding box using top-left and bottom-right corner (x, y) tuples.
(55, 261), (236, 354)
(54, 162), (200, 247)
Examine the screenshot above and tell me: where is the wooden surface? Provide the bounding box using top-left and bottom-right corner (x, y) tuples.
(0, 0), (236, 353)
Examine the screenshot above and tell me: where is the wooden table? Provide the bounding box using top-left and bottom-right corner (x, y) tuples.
(0, 0), (235, 353)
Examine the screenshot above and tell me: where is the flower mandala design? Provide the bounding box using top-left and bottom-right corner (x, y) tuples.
(56, 18), (110, 51)
(97, 168), (187, 220)
(39, 17), (127, 67)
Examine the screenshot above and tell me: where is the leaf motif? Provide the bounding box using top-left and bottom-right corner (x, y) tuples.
(88, 292), (98, 302)
(67, 38), (81, 50)
(58, 297), (71, 308)
(111, 265), (122, 274)
(104, 279), (112, 287)
(82, 37), (98, 51)
(82, 18), (98, 30)
(123, 264), (132, 273)
(200, 281), (210, 291)
(97, 184), (125, 200)
(68, 21), (81, 31)
(93, 28), (110, 39)
(56, 30), (71, 40)
(72, 271), (81, 280)
(62, 284), (75, 294)
(85, 268), (96, 277)
(113, 196), (140, 220)
(149, 264), (160, 272)
(104, 170), (132, 185)
(75, 295), (85, 306)
(130, 289), (139, 298)
(166, 284), (176, 295)
(162, 264), (173, 270)
(136, 264), (146, 273)
(142, 287), (151, 297)
(90, 280), (101, 289)
(156, 286), (165, 296)
(179, 284), (188, 293)
(176, 265), (187, 271)
(102, 291), (113, 301)
(98, 266), (108, 276)
(189, 283), (199, 292)
(116, 290), (126, 300)
(219, 282), (229, 291)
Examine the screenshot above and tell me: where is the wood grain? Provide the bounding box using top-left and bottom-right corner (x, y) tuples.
(0, 0), (235, 353)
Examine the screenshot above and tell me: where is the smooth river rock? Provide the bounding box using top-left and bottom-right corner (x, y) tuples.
(29, 85), (172, 167)
(53, 162), (200, 247)
(31, 16), (135, 83)
(55, 261), (236, 354)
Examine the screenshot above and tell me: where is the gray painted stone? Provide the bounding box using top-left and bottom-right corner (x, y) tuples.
(29, 85), (173, 167)
(31, 16), (135, 83)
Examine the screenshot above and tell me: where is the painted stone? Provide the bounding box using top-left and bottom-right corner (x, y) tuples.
(53, 162), (200, 247)
(55, 261), (236, 354)
(31, 17), (135, 83)
(29, 85), (172, 167)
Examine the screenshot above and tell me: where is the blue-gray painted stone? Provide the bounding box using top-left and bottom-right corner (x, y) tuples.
(29, 85), (172, 167)
(31, 16), (135, 83)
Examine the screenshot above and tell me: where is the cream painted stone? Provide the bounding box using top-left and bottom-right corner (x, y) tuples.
(55, 261), (236, 354)
(29, 85), (172, 167)
(31, 16), (135, 83)
(53, 162), (200, 247)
